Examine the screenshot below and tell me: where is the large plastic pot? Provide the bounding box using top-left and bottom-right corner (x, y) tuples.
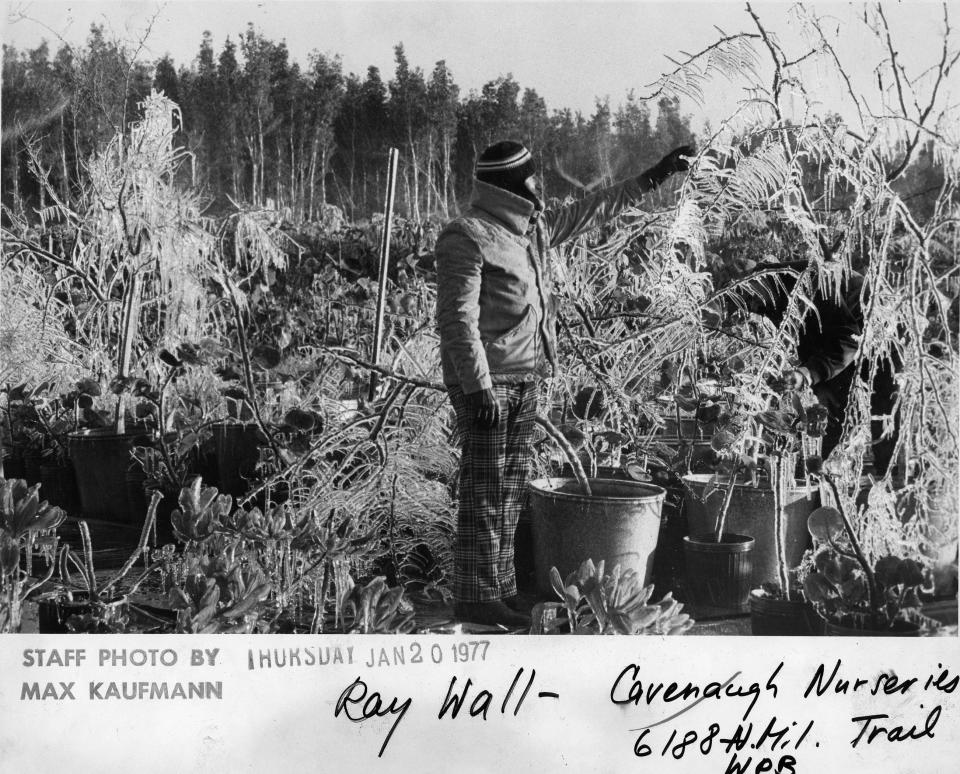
(529, 477), (666, 597)
(823, 619), (921, 637)
(2, 452), (27, 481)
(682, 474), (816, 588)
(37, 592), (128, 634)
(683, 532), (755, 615)
(68, 428), (151, 523)
(212, 422), (267, 498)
(749, 589), (823, 636)
(39, 461), (82, 516)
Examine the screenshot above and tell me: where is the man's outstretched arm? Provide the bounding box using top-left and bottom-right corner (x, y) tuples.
(543, 145), (695, 247)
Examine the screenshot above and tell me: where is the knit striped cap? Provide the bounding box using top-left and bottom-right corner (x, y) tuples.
(475, 140), (536, 194)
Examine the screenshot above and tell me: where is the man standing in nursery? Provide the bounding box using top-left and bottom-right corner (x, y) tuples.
(436, 140), (695, 627)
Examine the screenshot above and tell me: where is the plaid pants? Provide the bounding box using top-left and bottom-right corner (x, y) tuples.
(448, 383), (539, 602)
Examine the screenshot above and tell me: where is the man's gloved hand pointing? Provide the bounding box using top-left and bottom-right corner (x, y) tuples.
(465, 388), (501, 430)
(659, 144), (697, 174)
(639, 144), (697, 190)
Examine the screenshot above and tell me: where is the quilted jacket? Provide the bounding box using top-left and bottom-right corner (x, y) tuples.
(435, 176), (650, 393)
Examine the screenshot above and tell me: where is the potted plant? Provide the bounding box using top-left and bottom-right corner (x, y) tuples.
(673, 398), (754, 616)
(126, 342), (231, 537)
(801, 470), (941, 636)
(748, 400), (827, 635)
(68, 372), (150, 524)
(528, 416), (667, 598)
(681, 469), (756, 615)
(682, 385), (820, 596)
(9, 377), (102, 517)
(26, 94), (221, 525)
(0, 382), (52, 484)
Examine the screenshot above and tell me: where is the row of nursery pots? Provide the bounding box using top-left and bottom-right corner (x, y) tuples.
(526, 474), (928, 637)
(4, 421), (277, 527)
(2, 452), (83, 515)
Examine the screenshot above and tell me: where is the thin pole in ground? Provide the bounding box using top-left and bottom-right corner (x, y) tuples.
(369, 148), (400, 402)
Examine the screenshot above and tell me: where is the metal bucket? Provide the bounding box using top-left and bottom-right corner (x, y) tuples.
(682, 473), (816, 588)
(529, 478), (666, 597)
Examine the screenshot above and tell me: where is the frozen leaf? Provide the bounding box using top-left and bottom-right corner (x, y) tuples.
(839, 576), (868, 605)
(596, 431), (628, 446)
(561, 427), (587, 449)
(283, 408), (315, 432)
(874, 556), (903, 587)
(77, 378), (101, 396)
(251, 345), (282, 370)
(815, 551), (843, 583)
(176, 343), (203, 365)
(756, 410), (796, 436)
(674, 394), (700, 412)
(549, 567), (565, 599)
(573, 387), (606, 419)
(802, 572), (836, 603)
(711, 429), (736, 452)
(899, 559), (925, 587)
(159, 349), (182, 369)
(807, 507), (844, 543)
(696, 402), (723, 423)
(220, 386), (247, 401)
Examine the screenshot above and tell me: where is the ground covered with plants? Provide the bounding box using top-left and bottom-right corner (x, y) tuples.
(2, 5), (958, 636)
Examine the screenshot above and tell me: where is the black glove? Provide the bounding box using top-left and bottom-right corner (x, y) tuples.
(465, 388), (501, 430)
(638, 144), (697, 190)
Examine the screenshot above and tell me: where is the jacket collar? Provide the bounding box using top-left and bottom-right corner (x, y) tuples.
(469, 179), (536, 236)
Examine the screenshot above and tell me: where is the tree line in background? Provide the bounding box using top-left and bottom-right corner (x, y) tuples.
(1, 23), (697, 224)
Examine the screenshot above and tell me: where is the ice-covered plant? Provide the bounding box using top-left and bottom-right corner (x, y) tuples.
(0, 478), (66, 632)
(533, 558), (694, 635)
(167, 553), (272, 633)
(170, 476), (234, 543)
(55, 491), (161, 617)
(334, 569), (415, 634)
(50, 491), (161, 632)
(803, 500), (939, 633)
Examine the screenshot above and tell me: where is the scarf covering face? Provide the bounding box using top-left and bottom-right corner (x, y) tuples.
(475, 140), (541, 209)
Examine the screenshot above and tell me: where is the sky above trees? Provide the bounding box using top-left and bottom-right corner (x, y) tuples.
(4, 1), (955, 133)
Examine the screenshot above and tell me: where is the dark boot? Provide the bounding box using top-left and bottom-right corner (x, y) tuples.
(454, 601), (530, 628)
(502, 594), (530, 613)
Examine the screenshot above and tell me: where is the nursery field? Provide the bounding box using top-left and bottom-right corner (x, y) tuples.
(2, 6), (958, 638)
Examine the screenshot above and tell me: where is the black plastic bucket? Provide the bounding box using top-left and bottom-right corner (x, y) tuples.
(213, 422), (266, 498)
(749, 590), (823, 635)
(683, 532), (754, 615)
(68, 428), (150, 523)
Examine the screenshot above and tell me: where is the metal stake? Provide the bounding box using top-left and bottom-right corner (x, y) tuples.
(369, 147), (400, 401)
